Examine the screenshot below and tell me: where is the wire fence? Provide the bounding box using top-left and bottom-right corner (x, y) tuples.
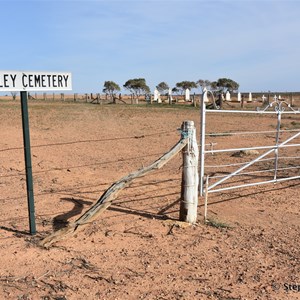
(0, 121), (184, 233)
(1, 91), (299, 110)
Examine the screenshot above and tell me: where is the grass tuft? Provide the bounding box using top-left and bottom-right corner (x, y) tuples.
(205, 218), (232, 229)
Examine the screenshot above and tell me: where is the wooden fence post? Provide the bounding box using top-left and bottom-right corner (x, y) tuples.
(180, 120), (199, 223)
(290, 93), (294, 107)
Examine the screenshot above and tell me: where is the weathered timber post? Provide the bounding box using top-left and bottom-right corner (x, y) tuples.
(43, 93), (47, 101)
(193, 93), (197, 107)
(290, 93), (294, 107)
(180, 120), (199, 223)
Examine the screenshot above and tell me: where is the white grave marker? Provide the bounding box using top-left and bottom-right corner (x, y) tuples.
(248, 92), (252, 102)
(154, 88), (161, 102)
(168, 88), (173, 101)
(237, 92), (241, 102)
(185, 88), (190, 101)
(203, 87), (208, 103)
(225, 91), (231, 101)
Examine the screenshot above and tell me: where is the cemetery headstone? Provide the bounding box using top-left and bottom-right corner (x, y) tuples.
(168, 88), (173, 104)
(248, 92), (252, 102)
(154, 88), (161, 103)
(203, 87), (208, 103)
(185, 88), (190, 101)
(225, 91), (231, 101)
(262, 95), (267, 105)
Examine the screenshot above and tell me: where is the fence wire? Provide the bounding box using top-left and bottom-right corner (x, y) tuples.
(0, 123), (184, 230)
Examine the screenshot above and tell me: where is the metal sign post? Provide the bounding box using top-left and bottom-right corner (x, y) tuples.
(20, 91), (36, 234)
(0, 70), (72, 235)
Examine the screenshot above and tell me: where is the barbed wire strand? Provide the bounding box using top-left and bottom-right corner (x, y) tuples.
(0, 129), (176, 153)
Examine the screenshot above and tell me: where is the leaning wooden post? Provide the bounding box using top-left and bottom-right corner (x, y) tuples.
(180, 120), (199, 223)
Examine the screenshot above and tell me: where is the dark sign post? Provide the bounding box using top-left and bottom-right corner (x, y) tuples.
(20, 91), (36, 234)
(0, 70), (72, 235)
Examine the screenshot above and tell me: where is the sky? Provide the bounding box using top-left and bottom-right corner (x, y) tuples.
(1, 0), (300, 93)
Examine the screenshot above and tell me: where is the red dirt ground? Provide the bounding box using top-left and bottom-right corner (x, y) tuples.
(0, 99), (299, 300)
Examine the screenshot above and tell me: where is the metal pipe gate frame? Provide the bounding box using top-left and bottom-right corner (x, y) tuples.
(199, 92), (300, 199)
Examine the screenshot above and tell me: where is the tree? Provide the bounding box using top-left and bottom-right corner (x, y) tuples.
(171, 87), (180, 95)
(210, 81), (218, 91)
(197, 79), (212, 92)
(123, 78), (150, 101)
(215, 78), (239, 93)
(175, 81), (197, 94)
(102, 81), (121, 103)
(156, 82), (169, 95)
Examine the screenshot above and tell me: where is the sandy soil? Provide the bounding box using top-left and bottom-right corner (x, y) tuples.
(0, 99), (299, 300)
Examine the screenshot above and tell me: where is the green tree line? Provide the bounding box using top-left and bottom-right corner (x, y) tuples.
(102, 77), (239, 102)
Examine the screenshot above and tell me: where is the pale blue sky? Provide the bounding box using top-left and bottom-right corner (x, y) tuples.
(1, 0), (300, 93)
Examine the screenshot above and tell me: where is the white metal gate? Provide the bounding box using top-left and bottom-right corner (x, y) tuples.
(199, 93), (300, 198)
